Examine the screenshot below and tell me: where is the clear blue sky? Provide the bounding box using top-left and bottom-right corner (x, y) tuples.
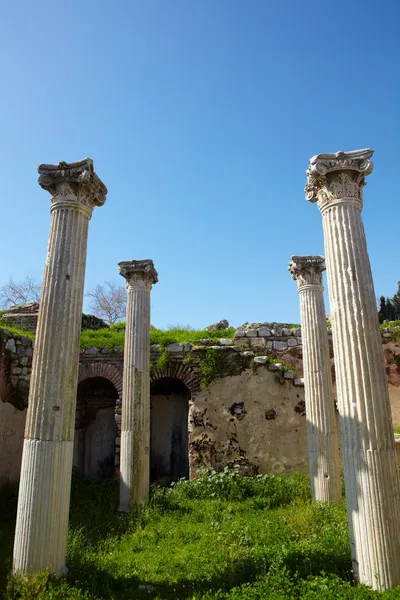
(1, 0), (399, 328)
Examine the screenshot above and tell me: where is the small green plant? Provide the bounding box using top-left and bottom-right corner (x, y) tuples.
(156, 349), (171, 371)
(199, 348), (232, 388)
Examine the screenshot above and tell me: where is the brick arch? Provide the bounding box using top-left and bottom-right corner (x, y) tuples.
(150, 363), (200, 395)
(78, 362), (123, 398)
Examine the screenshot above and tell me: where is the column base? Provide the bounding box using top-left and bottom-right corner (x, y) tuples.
(12, 439), (74, 576)
(119, 430), (149, 511)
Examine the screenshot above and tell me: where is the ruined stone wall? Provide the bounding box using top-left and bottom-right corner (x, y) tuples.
(189, 365), (308, 476)
(2, 324), (400, 484)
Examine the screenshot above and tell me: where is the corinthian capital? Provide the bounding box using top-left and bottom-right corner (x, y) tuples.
(38, 159), (107, 216)
(289, 255), (325, 290)
(119, 260), (158, 290)
(305, 149), (374, 211)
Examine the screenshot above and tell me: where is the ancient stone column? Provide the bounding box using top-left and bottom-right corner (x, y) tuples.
(306, 149), (400, 590)
(289, 256), (341, 503)
(118, 260), (158, 511)
(12, 160), (107, 576)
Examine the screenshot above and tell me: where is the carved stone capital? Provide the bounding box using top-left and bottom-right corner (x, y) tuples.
(38, 159), (107, 217)
(305, 149), (374, 212)
(119, 260), (158, 291)
(289, 255), (325, 290)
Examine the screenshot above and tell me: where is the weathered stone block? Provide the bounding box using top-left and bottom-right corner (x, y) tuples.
(250, 338), (266, 348)
(287, 338), (298, 347)
(234, 329), (246, 338)
(273, 341), (287, 351)
(219, 339), (233, 346)
(271, 328), (283, 337)
(294, 378), (304, 387)
(268, 362), (282, 371)
(5, 339), (16, 353)
(283, 370), (294, 380)
(282, 328), (293, 336)
(85, 347), (98, 354)
(166, 343), (184, 352)
(293, 328), (302, 337)
(245, 329), (258, 337)
(253, 356), (268, 364)
(258, 326), (271, 337)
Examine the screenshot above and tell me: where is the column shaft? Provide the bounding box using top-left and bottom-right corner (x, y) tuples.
(13, 205), (89, 575)
(299, 284), (342, 502)
(118, 260), (157, 511)
(12, 159), (106, 576)
(306, 149), (400, 589)
(323, 202), (400, 587)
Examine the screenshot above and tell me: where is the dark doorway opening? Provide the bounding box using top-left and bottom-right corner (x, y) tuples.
(150, 377), (190, 485)
(74, 377), (118, 478)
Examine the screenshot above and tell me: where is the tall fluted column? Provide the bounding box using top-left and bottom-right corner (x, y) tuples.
(289, 256), (341, 502)
(12, 160), (107, 576)
(306, 149), (400, 589)
(118, 260), (158, 511)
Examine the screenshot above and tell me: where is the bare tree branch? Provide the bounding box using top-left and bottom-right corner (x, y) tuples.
(86, 282), (127, 324)
(0, 276), (41, 309)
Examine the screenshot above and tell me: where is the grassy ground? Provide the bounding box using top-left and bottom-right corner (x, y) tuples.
(2, 470), (400, 599)
(80, 325), (236, 351)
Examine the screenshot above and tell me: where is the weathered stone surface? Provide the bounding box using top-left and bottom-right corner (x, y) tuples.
(218, 338), (233, 346)
(189, 368), (308, 476)
(113, 346), (124, 353)
(268, 362), (282, 371)
(250, 338), (266, 348)
(307, 148), (400, 590)
(273, 341), (287, 351)
(294, 328), (302, 337)
(85, 347), (98, 354)
(258, 326), (271, 337)
(287, 338), (298, 347)
(245, 329), (258, 337)
(283, 370), (294, 380)
(253, 356), (268, 364)
(282, 328), (293, 336)
(166, 343), (183, 352)
(241, 351), (254, 357)
(119, 259), (158, 511)
(294, 378), (304, 387)
(289, 255), (341, 504)
(271, 327), (283, 337)
(234, 329), (246, 338)
(13, 158), (107, 577)
(5, 339), (16, 353)
(204, 319), (229, 331)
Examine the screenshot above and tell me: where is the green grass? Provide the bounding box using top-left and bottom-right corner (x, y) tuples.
(0, 319), (35, 341)
(2, 470), (400, 599)
(80, 325), (236, 351)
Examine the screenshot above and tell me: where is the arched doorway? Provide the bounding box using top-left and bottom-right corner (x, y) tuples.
(74, 377), (118, 478)
(150, 377), (190, 484)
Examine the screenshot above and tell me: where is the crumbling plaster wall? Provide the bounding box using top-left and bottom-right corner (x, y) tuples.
(189, 366), (308, 476)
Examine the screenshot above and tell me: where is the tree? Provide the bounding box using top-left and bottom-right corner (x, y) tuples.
(378, 296), (387, 324)
(391, 281), (400, 320)
(0, 276), (41, 309)
(87, 282), (127, 324)
(385, 297), (396, 322)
